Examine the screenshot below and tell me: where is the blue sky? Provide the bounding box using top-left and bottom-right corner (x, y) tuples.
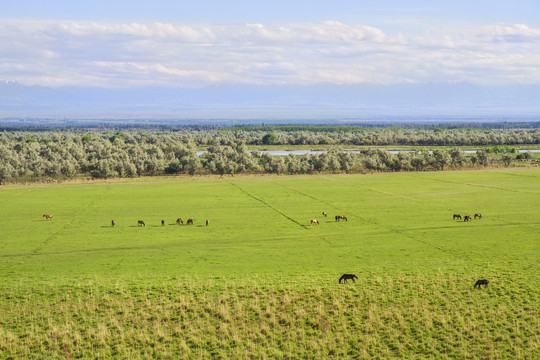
(2, 1), (540, 88)
(4, 1), (540, 25)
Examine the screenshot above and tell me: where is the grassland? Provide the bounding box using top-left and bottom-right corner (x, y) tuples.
(0, 169), (539, 358)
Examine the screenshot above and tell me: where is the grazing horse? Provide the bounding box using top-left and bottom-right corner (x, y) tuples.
(161, 219), (165, 226)
(111, 220), (115, 227)
(43, 214), (53, 220)
(138, 220), (145, 227)
(186, 219), (194, 225)
(474, 213), (482, 219)
(311, 219), (319, 226)
(322, 211), (327, 217)
(335, 215), (348, 222)
(339, 274), (358, 284)
(463, 215), (472, 222)
(474, 279), (489, 289)
(453, 214), (462, 220)
(176, 218), (183, 224)
(206, 220), (209, 226)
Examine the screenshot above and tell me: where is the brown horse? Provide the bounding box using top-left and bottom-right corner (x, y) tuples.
(111, 220), (115, 227)
(138, 220), (145, 227)
(339, 274), (358, 283)
(206, 220), (209, 226)
(43, 214), (53, 220)
(311, 219), (319, 226)
(463, 215), (472, 222)
(474, 213), (482, 219)
(474, 279), (489, 289)
(176, 218), (183, 224)
(322, 211), (327, 217)
(453, 214), (462, 220)
(186, 219), (194, 225)
(335, 215), (348, 222)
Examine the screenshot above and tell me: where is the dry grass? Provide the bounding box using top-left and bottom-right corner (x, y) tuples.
(1, 274), (538, 359)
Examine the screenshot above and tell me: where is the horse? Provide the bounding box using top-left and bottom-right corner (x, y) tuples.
(453, 214), (462, 220)
(322, 211), (327, 217)
(474, 279), (489, 289)
(161, 220), (165, 226)
(463, 215), (472, 222)
(138, 220), (145, 227)
(206, 220), (209, 226)
(43, 214), (53, 220)
(176, 218), (183, 224)
(474, 213), (482, 219)
(339, 274), (358, 283)
(336, 215), (348, 222)
(186, 219), (194, 225)
(111, 220), (115, 227)
(311, 219), (319, 226)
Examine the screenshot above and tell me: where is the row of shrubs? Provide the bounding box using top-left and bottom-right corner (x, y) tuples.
(0, 130), (536, 182)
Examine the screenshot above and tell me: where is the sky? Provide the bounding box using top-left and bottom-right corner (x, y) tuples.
(2, 1), (540, 89)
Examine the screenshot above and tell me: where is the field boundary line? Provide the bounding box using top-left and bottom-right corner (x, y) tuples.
(29, 188), (107, 255)
(319, 176), (474, 259)
(419, 176), (531, 194)
(272, 182), (342, 212)
(229, 182), (309, 229)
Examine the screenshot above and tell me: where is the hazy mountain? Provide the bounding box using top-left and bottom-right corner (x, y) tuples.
(1, 80), (540, 121)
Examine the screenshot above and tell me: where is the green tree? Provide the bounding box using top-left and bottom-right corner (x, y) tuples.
(433, 149), (451, 170)
(262, 133), (277, 145)
(502, 153), (513, 166)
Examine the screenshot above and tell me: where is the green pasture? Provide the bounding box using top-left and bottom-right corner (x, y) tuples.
(0, 169), (539, 358)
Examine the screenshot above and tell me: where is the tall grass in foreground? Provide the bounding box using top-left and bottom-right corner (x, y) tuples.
(1, 273), (538, 359)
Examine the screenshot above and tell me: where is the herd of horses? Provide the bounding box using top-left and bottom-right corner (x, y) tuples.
(131, 218), (202, 227)
(311, 212), (348, 226)
(453, 213), (482, 222)
(110, 218), (204, 227)
(43, 211), (489, 289)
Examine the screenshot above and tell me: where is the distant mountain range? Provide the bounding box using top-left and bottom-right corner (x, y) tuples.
(1, 80), (540, 121)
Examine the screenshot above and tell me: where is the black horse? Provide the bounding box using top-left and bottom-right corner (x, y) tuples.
(335, 215), (348, 222)
(161, 219), (165, 226)
(474, 279), (489, 288)
(138, 220), (145, 227)
(464, 215), (472, 222)
(186, 218), (194, 225)
(453, 214), (462, 220)
(339, 274), (358, 283)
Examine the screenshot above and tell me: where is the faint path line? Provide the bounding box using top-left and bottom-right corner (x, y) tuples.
(403, 173), (538, 226)
(30, 189), (107, 255)
(272, 182), (339, 210)
(498, 171), (540, 180)
(229, 182), (308, 229)
(0, 188), (33, 208)
(318, 176), (472, 259)
(0, 230), (343, 258)
(419, 176), (527, 194)
(366, 188), (419, 201)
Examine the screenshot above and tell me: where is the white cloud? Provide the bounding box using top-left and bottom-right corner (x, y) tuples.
(1, 20), (539, 87)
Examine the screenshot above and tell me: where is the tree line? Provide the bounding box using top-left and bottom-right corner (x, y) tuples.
(0, 130), (537, 183)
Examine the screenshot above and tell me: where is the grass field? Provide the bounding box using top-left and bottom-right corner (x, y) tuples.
(1, 169), (539, 358)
